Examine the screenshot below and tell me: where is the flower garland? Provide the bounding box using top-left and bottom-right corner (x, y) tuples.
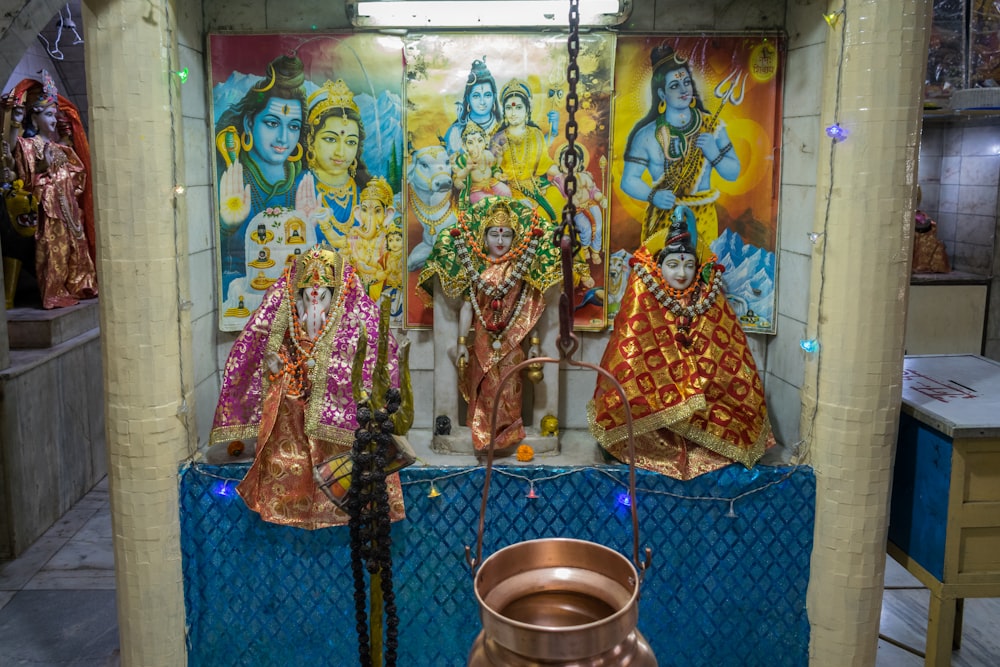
(632, 253), (724, 320)
(270, 265), (355, 397)
(450, 216), (543, 352)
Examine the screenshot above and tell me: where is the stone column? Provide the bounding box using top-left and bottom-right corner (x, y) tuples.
(82, 0), (194, 664)
(801, 1), (931, 665)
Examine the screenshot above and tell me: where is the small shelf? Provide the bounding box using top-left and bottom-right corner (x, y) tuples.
(910, 270), (991, 286)
(923, 107), (1000, 121)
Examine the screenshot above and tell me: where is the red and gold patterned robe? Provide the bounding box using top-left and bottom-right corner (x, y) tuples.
(589, 250), (771, 480)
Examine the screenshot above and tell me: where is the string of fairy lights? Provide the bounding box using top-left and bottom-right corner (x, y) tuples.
(176, 11), (851, 506)
(189, 460), (809, 519)
(795, 1), (848, 461)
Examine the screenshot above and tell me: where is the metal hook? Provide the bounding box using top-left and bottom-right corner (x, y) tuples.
(465, 353), (651, 580)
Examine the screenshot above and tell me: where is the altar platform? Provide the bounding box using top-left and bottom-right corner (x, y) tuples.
(180, 462), (814, 666)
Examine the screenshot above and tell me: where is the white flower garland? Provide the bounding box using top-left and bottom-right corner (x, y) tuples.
(454, 229), (542, 350)
(632, 260), (723, 319)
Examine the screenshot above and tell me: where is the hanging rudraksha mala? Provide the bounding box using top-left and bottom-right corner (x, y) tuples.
(347, 387), (402, 667)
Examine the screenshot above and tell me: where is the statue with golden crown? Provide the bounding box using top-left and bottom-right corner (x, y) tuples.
(418, 196), (561, 455)
(8, 70), (97, 309)
(210, 245), (406, 528)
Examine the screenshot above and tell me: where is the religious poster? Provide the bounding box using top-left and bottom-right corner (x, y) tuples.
(209, 33), (405, 332)
(402, 32), (615, 330)
(611, 35), (783, 334)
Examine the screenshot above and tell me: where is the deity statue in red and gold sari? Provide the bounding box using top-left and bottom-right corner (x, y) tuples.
(11, 71), (97, 309)
(589, 207), (772, 480)
(418, 197), (560, 453)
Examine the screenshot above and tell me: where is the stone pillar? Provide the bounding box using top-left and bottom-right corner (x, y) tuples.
(801, 1), (931, 665)
(82, 0), (194, 664)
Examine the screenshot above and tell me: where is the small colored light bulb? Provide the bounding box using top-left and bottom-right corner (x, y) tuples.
(212, 480), (233, 497)
(825, 123), (848, 143)
(526, 484), (538, 499)
(799, 339), (820, 354)
(173, 67), (189, 84)
(427, 482), (441, 498)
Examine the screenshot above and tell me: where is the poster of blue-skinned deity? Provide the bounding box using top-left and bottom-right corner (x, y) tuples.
(402, 33), (615, 330)
(611, 35), (783, 334)
(209, 34), (405, 332)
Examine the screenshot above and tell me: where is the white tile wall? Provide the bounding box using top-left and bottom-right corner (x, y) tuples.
(918, 121), (1000, 276)
(763, 375), (802, 454)
(779, 185), (817, 256)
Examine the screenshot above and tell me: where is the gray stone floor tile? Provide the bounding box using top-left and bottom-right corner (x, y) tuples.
(0, 535), (63, 590)
(0, 590), (118, 665)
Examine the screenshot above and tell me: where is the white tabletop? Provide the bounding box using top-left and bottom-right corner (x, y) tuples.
(901, 354), (1000, 438)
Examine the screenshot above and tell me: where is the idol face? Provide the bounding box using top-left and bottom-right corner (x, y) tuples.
(503, 96), (527, 127)
(36, 106), (58, 137)
(463, 131), (487, 158)
(485, 226), (514, 259)
(658, 69), (694, 113)
(468, 82), (495, 119)
(358, 199), (385, 233)
(311, 115), (360, 182)
(386, 233), (403, 253)
(660, 252), (696, 290)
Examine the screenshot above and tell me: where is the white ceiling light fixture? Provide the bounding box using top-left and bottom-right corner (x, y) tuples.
(347, 0), (630, 29)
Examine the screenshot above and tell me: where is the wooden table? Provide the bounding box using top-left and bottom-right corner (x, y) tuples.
(888, 354), (1000, 666)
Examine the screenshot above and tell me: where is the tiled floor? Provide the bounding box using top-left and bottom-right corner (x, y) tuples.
(0, 475), (997, 666)
(877, 558), (1000, 667)
(0, 478), (119, 667)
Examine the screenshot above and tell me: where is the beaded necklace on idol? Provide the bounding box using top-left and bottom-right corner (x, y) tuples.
(632, 253), (724, 344)
(451, 215), (543, 354)
(271, 265), (354, 398)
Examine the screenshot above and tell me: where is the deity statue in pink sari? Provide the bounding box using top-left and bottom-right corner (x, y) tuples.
(211, 245), (404, 528)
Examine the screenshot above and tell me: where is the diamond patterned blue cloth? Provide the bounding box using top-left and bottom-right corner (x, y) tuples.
(181, 463), (814, 666)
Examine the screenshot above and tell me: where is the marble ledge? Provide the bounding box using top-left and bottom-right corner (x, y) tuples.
(0, 328), (101, 380)
(910, 270), (991, 286)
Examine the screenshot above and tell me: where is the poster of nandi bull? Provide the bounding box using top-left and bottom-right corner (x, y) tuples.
(209, 33), (405, 331)
(402, 32), (615, 330)
(611, 34), (784, 334)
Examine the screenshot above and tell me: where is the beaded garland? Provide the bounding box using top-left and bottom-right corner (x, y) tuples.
(450, 211), (544, 352)
(269, 264), (355, 397)
(632, 252), (724, 321)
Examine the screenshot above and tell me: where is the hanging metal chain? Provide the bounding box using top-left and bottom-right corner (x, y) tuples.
(555, 0), (582, 356)
(469, 0), (652, 582)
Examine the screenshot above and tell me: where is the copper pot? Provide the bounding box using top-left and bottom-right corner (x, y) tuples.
(468, 537), (657, 666)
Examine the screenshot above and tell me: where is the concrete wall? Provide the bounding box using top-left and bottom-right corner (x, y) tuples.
(0, 331), (106, 558)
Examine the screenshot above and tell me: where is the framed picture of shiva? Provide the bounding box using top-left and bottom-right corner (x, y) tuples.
(610, 34), (784, 334)
(209, 33), (406, 332)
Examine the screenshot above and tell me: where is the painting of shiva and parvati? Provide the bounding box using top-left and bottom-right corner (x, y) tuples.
(209, 32), (782, 334)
